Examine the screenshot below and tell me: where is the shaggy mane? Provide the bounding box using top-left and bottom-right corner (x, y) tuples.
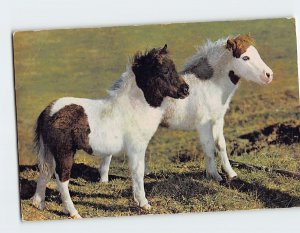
(107, 65), (134, 97)
(182, 38), (228, 73)
(132, 46), (169, 67)
(182, 34), (255, 73)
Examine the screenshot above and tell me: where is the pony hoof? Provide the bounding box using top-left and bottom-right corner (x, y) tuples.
(31, 196), (45, 210)
(141, 204), (151, 211)
(144, 169), (151, 176)
(206, 171), (223, 182)
(228, 171), (237, 180)
(228, 174), (237, 180)
(221, 167), (237, 180)
(70, 213), (82, 219)
(100, 175), (109, 183)
(62, 207), (69, 215)
(100, 178), (109, 183)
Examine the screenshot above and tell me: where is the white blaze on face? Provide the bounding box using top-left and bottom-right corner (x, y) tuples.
(233, 45), (273, 85)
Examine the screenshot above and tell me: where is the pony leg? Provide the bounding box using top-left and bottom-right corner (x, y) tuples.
(127, 150), (150, 210)
(99, 155), (150, 183)
(144, 161), (151, 176)
(99, 154), (112, 182)
(213, 118), (237, 179)
(54, 154), (81, 219)
(197, 121), (223, 181)
(31, 151), (55, 210)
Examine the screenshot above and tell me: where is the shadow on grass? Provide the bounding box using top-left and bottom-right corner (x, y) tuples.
(146, 171), (218, 203)
(19, 164), (38, 172)
(19, 162), (127, 200)
(146, 170), (300, 209)
(19, 162), (128, 203)
(71, 163), (127, 182)
(223, 178), (300, 208)
(47, 209), (68, 217)
(20, 163), (300, 212)
(145, 170), (206, 180)
(69, 190), (115, 199)
(19, 177), (38, 199)
(73, 200), (139, 213)
(19, 177), (60, 203)
(19, 163), (127, 183)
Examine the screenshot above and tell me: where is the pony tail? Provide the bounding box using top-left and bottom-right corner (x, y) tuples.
(34, 115), (40, 154)
(33, 108), (54, 173)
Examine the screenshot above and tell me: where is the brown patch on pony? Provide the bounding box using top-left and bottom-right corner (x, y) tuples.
(226, 34), (255, 58)
(35, 103), (93, 182)
(132, 45), (189, 108)
(228, 70), (240, 85)
(182, 57), (214, 80)
(159, 121), (170, 128)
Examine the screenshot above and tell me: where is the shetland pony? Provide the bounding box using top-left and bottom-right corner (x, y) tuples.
(100, 34), (273, 182)
(31, 45), (189, 218)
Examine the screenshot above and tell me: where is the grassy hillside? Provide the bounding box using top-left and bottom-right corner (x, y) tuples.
(14, 18), (300, 220)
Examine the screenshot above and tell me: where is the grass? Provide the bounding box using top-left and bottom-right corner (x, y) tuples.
(14, 18), (300, 221)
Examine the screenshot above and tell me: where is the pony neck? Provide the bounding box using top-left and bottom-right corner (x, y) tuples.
(213, 49), (239, 104)
(208, 42), (233, 79)
(107, 66), (136, 98)
(108, 67), (164, 112)
(183, 40), (240, 105)
(205, 41), (240, 89)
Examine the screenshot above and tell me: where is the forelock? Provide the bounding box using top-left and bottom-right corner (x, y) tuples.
(226, 34), (255, 58)
(236, 34), (254, 50)
(132, 47), (169, 69)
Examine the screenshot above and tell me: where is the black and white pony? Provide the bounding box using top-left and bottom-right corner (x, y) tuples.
(100, 34), (273, 182)
(31, 45), (189, 219)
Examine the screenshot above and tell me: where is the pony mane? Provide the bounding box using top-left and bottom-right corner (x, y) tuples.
(132, 46), (168, 69)
(182, 37), (228, 73)
(182, 34), (255, 73)
(107, 64), (135, 97)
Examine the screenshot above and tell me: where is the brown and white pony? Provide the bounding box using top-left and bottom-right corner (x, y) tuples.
(31, 45), (189, 218)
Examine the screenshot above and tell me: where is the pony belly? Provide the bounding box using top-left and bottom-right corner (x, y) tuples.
(162, 108), (198, 131)
(167, 119), (197, 131)
(88, 131), (124, 156)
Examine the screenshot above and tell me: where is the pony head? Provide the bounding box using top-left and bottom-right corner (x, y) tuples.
(226, 34), (273, 85)
(132, 44), (189, 107)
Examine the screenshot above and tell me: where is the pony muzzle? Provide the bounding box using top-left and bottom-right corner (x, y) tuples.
(261, 70), (273, 84)
(264, 70), (273, 83)
(177, 83), (189, 98)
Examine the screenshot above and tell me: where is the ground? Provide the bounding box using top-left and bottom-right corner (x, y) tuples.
(14, 18), (300, 221)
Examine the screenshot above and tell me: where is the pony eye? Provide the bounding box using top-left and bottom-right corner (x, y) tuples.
(242, 56), (250, 61)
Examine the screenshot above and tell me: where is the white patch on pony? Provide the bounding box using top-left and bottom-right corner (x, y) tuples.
(232, 46), (273, 85)
(54, 173), (81, 218)
(99, 155), (112, 182)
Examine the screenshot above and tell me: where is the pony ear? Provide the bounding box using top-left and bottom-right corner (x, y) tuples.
(226, 38), (236, 51)
(226, 38), (241, 57)
(159, 44), (168, 54)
